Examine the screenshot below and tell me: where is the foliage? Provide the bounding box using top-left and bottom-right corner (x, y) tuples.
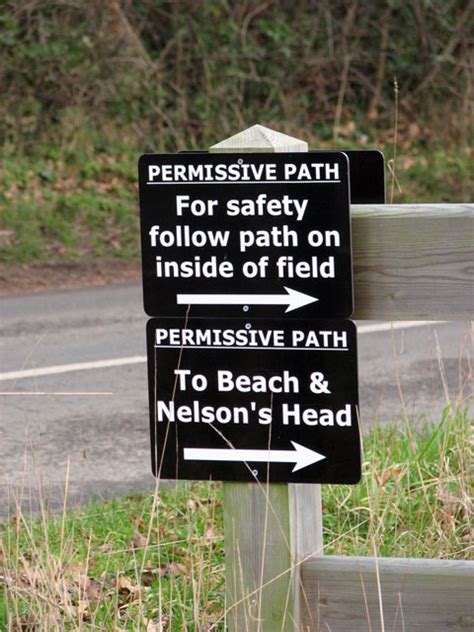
(1, 1), (472, 149)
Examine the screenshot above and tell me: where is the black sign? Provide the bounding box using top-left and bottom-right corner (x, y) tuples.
(139, 153), (352, 318)
(345, 150), (385, 204)
(315, 150), (385, 204)
(147, 318), (361, 484)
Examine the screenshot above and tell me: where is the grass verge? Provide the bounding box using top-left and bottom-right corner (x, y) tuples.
(1, 128), (472, 266)
(0, 407), (471, 630)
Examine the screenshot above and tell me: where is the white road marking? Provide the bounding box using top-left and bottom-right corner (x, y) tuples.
(357, 320), (445, 334)
(0, 392), (114, 396)
(0, 356), (146, 382)
(0, 321), (447, 382)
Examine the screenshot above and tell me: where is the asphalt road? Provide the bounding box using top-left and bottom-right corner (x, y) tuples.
(0, 283), (471, 518)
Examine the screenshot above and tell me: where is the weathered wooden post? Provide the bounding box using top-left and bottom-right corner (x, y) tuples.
(210, 125), (324, 631)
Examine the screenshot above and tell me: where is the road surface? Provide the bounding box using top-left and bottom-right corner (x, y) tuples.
(0, 283), (471, 518)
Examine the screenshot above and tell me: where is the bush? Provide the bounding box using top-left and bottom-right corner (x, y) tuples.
(1, 1), (472, 149)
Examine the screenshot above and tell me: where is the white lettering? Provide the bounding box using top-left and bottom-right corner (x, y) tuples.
(217, 370), (299, 394)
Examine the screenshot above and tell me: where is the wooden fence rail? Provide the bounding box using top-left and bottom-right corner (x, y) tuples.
(352, 203), (473, 320)
(301, 556), (474, 631)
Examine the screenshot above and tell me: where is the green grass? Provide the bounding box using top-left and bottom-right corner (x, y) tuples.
(324, 408), (472, 559)
(1, 129), (472, 266)
(1, 482), (225, 630)
(0, 408), (471, 629)
(0, 136), (140, 265)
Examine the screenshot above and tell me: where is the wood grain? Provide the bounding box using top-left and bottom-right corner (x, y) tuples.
(352, 203), (473, 320)
(223, 483), (293, 631)
(289, 483), (324, 629)
(301, 555), (474, 631)
(210, 124), (308, 153)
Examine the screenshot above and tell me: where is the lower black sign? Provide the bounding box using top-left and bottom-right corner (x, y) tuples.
(147, 318), (361, 484)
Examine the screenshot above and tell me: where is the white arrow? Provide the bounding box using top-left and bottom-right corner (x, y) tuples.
(183, 441), (326, 473)
(176, 286), (318, 313)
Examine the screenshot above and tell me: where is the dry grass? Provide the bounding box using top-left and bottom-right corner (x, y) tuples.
(0, 405), (471, 630)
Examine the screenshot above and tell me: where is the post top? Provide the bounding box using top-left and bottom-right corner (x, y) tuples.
(210, 124), (308, 153)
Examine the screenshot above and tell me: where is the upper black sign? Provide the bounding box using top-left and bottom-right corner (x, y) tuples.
(139, 153), (352, 318)
(147, 317), (361, 484)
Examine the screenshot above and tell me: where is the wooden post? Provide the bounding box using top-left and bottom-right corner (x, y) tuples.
(210, 125), (324, 631)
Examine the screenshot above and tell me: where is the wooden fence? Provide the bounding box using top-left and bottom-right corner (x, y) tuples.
(301, 556), (473, 630)
(210, 126), (473, 631)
